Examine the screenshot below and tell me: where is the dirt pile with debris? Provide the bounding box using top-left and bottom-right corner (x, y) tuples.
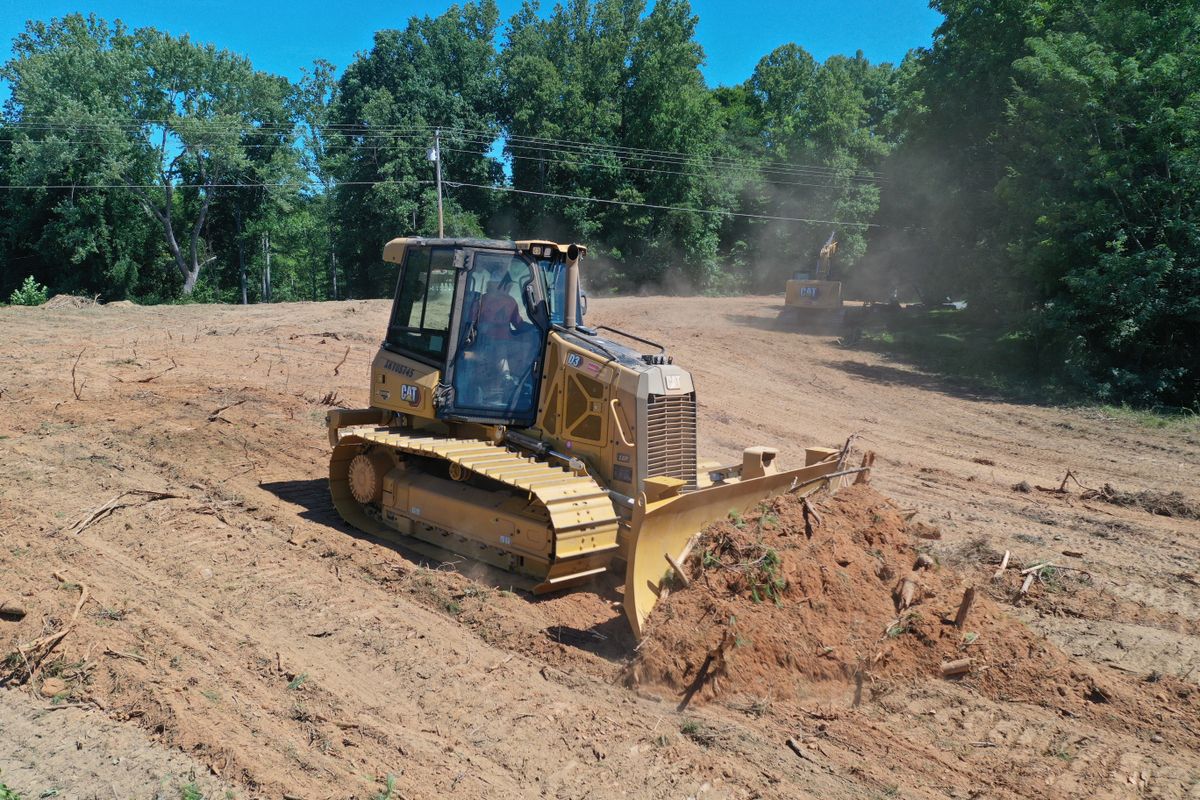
(1084, 483), (1200, 519)
(40, 294), (98, 309)
(626, 485), (1200, 730)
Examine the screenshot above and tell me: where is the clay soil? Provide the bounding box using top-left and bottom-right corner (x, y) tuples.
(1, 296), (1198, 799)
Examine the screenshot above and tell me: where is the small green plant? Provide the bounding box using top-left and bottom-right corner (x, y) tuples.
(748, 548), (786, 606)
(372, 774), (396, 800)
(887, 611), (922, 638)
(962, 631), (979, 646)
(728, 510), (745, 529)
(1038, 565), (1064, 592)
(443, 600), (463, 615)
(701, 548), (720, 569)
(9, 276), (48, 306)
(286, 672), (309, 691)
(679, 720), (719, 747)
(179, 784), (204, 800)
(0, 772), (22, 800)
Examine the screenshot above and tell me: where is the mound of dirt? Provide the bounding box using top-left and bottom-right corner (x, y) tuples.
(41, 294), (98, 309)
(626, 485), (1183, 719)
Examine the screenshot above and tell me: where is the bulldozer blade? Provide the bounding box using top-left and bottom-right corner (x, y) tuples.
(623, 458), (843, 640)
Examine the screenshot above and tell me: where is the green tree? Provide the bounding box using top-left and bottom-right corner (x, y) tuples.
(0, 15), (165, 299)
(330, 1), (503, 297)
(118, 27), (294, 295)
(1003, 2), (1200, 405)
(740, 45), (895, 290)
(1, 14), (298, 299)
(500, 0), (729, 290)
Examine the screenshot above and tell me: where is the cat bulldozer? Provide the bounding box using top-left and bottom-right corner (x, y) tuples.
(327, 237), (846, 639)
(780, 231), (844, 327)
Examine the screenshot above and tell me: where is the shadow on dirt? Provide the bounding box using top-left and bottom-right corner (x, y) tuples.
(545, 615), (636, 661)
(826, 359), (1009, 403)
(260, 478), (636, 662)
(260, 478), (342, 526)
(725, 311), (847, 337)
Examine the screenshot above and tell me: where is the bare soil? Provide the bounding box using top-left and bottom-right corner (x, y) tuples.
(1, 295), (1198, 799)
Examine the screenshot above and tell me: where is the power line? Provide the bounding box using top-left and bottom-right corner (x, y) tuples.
(443, 180), (879, 227)
(0, 132), (877, 191)
(2, 118), (886, 181)
(0, 177), (879, 227)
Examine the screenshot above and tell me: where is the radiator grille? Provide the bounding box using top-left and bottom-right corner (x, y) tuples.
(645, 393), (698, 489)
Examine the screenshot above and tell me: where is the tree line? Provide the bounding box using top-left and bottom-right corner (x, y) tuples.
(0, 1), (1196, 406)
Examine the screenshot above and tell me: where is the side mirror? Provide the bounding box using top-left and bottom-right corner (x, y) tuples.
(579, 292), (588, 318)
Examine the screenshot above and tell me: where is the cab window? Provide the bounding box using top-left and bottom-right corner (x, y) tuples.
(386, 247), (456, 363)
(539, 260), (583, 325)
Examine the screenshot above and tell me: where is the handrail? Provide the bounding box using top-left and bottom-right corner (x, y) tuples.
(610, 398), (634, 446)
(594, 325), (666, 354)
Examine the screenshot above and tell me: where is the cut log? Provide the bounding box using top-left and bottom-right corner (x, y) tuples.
(1019, 573), (1035, 595)
(1021, 562), (1051, 576)
(665, 553), (691, 588)
(853, 451), (876, 485)
(895, 574), (919, 610)
(991, 551), (1011, 581)
(941, 658), (972, 677)
(954, 586), (976, 629)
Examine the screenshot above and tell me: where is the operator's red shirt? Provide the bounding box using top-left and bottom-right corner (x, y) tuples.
(479, 288), (520, 339)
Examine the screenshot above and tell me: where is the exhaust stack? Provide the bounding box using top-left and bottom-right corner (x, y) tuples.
(564, 243), (581, 330)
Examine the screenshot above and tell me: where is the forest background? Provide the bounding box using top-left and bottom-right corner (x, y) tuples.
(1, 0), (1196, 407)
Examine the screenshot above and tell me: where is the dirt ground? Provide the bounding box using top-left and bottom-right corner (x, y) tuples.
(1, 295), (1197, 799)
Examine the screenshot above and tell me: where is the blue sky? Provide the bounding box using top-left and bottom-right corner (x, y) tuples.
(2, 0), (941, 89)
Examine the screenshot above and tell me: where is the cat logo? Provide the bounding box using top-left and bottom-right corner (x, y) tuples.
(400, 384), (420, 406)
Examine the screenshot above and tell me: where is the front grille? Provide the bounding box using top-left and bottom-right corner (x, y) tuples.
(645, 393), (698, 489)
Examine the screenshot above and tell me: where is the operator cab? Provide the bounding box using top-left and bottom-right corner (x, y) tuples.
(382, 237), (582, 429)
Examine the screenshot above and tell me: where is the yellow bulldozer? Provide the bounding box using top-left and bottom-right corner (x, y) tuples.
(327, 237), (847, 639)
(780, 232), (844, 326)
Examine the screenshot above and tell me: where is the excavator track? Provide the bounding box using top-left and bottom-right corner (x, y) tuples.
(330, 425), (621, 592)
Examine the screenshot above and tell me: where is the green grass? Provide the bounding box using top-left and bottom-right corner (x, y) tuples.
(1085, 403), (1200, 431)
(285, 673), (309, 691)
(0, 776), (22, 800)
(372, 775), (397, 800)
(179, 783), (204, 800)
(850, 308), (1200, 419)
(850, 308), (1054, 402)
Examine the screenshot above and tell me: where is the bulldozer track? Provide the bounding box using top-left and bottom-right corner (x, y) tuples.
(330, 425), (621, 585)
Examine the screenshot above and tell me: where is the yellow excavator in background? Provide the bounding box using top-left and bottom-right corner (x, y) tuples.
(780, 232), (844, 326)
(327, 237), (846, 639)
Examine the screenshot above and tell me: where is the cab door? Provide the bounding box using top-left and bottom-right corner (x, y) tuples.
(439, 248), (549, 426)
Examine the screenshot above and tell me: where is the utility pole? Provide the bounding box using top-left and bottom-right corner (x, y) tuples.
(261, 231), (272, 302)
(331, 251), (338, 300)
(431, 128), (445, 238)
